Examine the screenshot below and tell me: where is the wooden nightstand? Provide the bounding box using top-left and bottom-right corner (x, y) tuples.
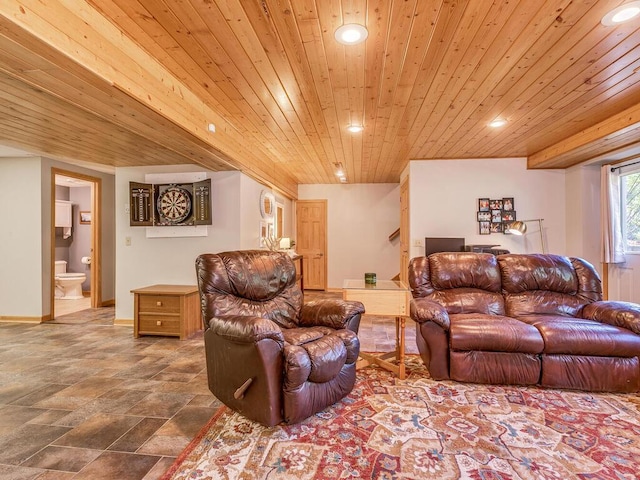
(131, 284), (201, 339)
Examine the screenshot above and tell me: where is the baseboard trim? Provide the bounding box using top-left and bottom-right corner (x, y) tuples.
(101, 299), (115, 307)
(114, 319), (133, 327)
(0, 315), (50, 324)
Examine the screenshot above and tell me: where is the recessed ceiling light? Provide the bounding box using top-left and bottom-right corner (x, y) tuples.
(207, 123), (216, 133)
(334, 24), (368, 45)
(602, 1), (640, 26)
(347, 124), (364, 133)
(488, 118), (507, 128)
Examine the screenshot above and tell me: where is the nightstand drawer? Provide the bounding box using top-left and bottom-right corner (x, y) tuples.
(138, 315), (181, 335)
(132, 285), (201, 340)
(138, 295), (181, 313)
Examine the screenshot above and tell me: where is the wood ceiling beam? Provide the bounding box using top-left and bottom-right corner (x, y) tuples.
(0, 0), (298, 197)
(528, 102), (640, 169)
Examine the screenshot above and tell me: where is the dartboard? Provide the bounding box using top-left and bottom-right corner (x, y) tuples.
(156, 185), (192, 224)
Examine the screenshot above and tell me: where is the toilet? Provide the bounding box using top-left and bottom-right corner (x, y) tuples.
(54, 260), (86, 300)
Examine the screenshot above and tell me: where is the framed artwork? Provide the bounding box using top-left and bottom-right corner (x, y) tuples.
(490, 222), (503, 233)
(259, 221), (268, 247)
(477, 211), (491, 222)
(477, 197), (516, 234)
(79, 211), (91, 224)
(502, 197), (514, 211)
(502, 211), (516, 222)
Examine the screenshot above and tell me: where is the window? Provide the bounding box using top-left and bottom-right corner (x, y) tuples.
(621, 169), (640, 252)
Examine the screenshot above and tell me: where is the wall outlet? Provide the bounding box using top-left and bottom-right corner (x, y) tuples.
(124, 204), (130, 215)
(125, 236), (131, 246)
(412, 238), (424, 247)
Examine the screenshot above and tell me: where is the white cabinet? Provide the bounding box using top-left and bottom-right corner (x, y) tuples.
(55, 200), (73, 228)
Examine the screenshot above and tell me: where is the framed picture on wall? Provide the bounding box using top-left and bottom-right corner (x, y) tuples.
(79, 211), (91, 224)
(477, 211), (491, 222)
(491, 209), (502, 223)
(478, 198), (490, 212)
(479, 221), (490, 235)
(502, 197), (514, 211)
(490, 222), (503, 233)
(259, 221), (268, 247)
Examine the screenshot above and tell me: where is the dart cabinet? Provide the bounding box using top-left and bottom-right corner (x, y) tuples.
(129, 179), (212, 227)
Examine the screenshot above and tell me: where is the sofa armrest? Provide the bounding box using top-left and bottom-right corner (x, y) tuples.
(581, 301), (640, 335)
(410, 297), (450, 330)
(207, 315), (285, 345)
(299, 300), (365, 331)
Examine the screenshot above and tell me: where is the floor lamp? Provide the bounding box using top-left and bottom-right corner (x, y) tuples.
(505, 219), (546, 254)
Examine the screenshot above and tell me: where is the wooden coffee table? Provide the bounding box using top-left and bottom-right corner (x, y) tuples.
(342, 279), (411, 379)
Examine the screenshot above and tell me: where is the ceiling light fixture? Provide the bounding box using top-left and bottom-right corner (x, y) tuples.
(602, 1), (640, 26)
(488, 118), (507, 128)
(347, 124), (364, 133)
(334, 23), (368, 45)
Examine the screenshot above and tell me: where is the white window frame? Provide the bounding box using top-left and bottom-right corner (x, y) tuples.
(620, 164), (640, 254)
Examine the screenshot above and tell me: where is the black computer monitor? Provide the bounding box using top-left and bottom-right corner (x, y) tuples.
(424, 237), (465, 256)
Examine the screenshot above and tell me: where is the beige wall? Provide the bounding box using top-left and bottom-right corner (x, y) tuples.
(0, 156), (116, 319)
(115, 166), (290, 321)
(297, 183), (400, 289)
(409, 158), (567, 259)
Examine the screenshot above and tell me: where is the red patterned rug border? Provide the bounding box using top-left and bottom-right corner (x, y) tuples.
(160, 404), (228, 480)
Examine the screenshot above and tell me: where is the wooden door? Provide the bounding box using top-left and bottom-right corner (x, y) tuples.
(296, 200), (327, 290)
(400, 177), (410, 285)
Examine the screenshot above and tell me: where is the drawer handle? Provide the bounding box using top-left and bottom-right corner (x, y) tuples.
(156, 301), (163, 306)
(156, 320), (162, 326)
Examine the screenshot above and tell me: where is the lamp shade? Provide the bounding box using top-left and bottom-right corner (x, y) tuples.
(506, 221), (526, 235)
(279, 237), (291, 249)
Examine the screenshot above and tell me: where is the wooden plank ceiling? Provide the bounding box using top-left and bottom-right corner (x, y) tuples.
(2, 0), (640, 197)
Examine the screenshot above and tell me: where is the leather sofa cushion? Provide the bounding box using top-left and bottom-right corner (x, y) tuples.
(521, 315), (640, 357)
(430, 253), (502, 292)
(282, 327), (333, 346)
(449, 314), (544, 353)
(503, 291), (587, 318)
(499, 254), (578, 294)
(283, 328), (349, 384)
(429, 289), (505, 316)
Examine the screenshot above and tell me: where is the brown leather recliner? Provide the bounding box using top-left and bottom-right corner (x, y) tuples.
(195, 250), (365, 426)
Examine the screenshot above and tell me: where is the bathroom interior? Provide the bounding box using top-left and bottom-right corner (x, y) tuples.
(54, 174), (93, 317)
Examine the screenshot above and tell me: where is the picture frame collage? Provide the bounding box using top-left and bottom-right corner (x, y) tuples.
(478, 197), (515, 235)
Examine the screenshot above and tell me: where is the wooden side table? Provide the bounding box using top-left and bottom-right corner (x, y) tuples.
(131, 284), (201, 340)
(342, 279), (410, 379)
(291, 254), (304, 291)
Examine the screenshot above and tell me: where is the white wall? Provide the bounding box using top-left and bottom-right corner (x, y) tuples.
(298, 183), (400, 289)
(565, 163), (601, 273)
(69, 186), (92, 291)
(0, 156), (116, 318)
(0, 157), (44, 316)
(408, 159), (567, 259)
(115, 166), (288, 321)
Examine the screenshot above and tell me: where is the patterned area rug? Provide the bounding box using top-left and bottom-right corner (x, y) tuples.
(162, 357), (640, 479)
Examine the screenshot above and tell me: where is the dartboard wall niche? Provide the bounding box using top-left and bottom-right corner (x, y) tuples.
(129, 179), (212, 227)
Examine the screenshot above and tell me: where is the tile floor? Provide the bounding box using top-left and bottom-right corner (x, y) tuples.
(0, 291), (417, 479)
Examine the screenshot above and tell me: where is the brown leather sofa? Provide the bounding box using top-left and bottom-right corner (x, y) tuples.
(195, 250), (365, 426)
(409, 252), (640, 392)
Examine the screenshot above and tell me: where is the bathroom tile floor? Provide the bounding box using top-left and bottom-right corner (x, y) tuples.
(0, 291), (416, 479)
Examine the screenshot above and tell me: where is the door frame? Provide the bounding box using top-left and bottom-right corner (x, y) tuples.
(295, 199), (328, 291)
(51, 168), (102, 318)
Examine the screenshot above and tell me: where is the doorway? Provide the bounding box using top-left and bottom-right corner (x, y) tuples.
(51, 168), (101, 319)
(296, 200), (327, 290)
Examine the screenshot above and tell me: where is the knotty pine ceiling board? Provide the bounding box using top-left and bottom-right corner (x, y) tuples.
(2, 0), (640, 193)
